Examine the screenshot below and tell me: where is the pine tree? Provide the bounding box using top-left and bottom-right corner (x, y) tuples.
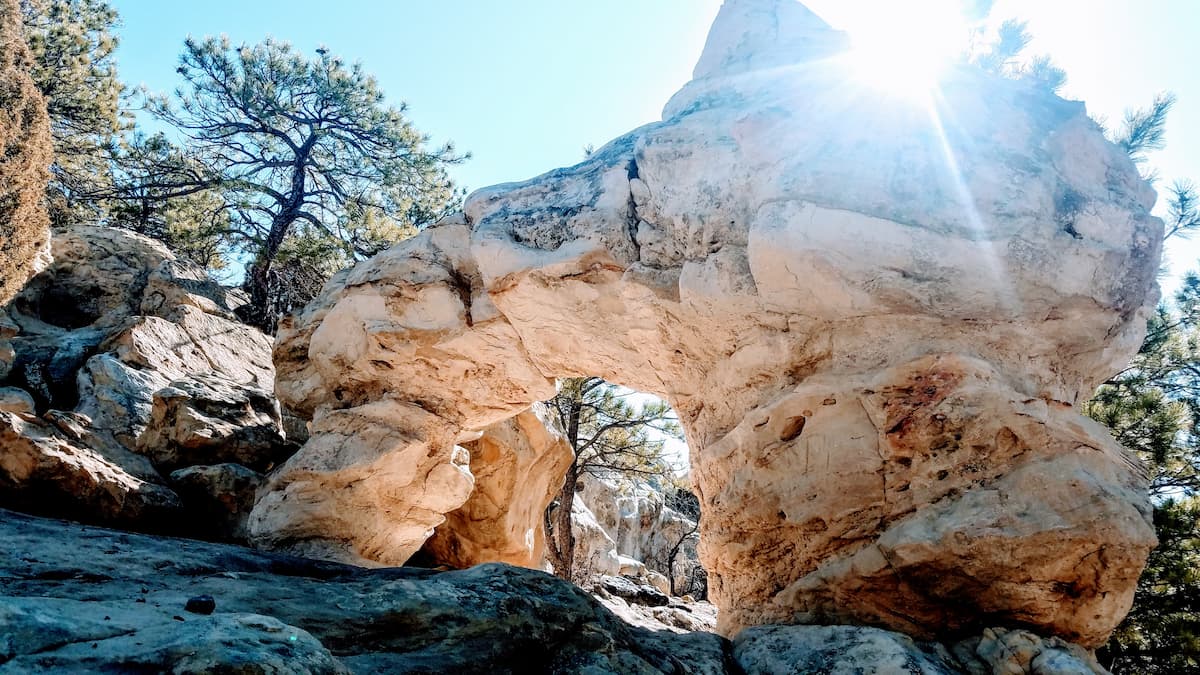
(542, 377), (681, 582)
(20, 0), (124, 227)
(1088, 129), (1200, 670)
(126, 37), (463, 331)
(1093, 274), (1200, 673)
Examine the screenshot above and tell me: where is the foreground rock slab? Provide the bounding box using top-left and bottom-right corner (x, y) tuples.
(0, 509), (1108, 674)
(0, 509), (727, 674)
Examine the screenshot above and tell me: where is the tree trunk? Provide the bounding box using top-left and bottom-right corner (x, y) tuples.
(546, 392), (585, 582)
(549, 464), (579, 582)
(243, 258), (273, 331)
(242, 214), (292, 333)
(242, 142), (317, 333)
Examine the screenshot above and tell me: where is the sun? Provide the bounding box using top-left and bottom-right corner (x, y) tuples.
(840, 1), (968, 99)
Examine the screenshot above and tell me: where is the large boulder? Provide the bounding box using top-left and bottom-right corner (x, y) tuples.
(0, 411), (182, 528)
(0, 226), (280, 536)
(0, 0), (52, 305)
(263, 0), (1159, 650)
(137, 374), (290, 472)
(420, 404), (573, 569)
(167, 463), (266, 541)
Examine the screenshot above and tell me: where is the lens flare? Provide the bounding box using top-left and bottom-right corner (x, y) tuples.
(841, 1), (968, 99)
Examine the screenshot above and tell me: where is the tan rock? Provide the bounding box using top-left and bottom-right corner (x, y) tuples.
(137, 374), (288, 472)
(75, 354), (173, 453)
(0, 386), (34, 415)
(567, 496), (622, 582)
(247, 399), (475, 566)
(168, 463), (265, 541)
(0, 226), (278, 533)
(102, 308), (273, 390)
(264, 0), (1160, 648)
(646, 570), (672, 597)
(0, 410), (182, 527)
(577, 475), (704, 596)
(421, 405), (573, 569)
(11, 226), (172, 331)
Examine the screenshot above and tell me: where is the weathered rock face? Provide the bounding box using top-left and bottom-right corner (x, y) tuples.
(420, 404), (573, 569)
(0, 226), (279, 538)
(732, 625), (1106, 675)
(0, 509), (731, 674)
(568, 494), (623, 581)
(0, 410), (183, 528)
(138, 373), (290, 472)
(264, 0), (1160, 649)
(0, 0), (52, 305)
(167, 463), (265, 541)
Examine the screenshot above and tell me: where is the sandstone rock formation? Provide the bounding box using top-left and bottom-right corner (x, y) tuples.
(420, 404), (573, 569)
(0, 508), (1111, 674)
(0, 0), (52, 305)
(0, 226), (280, 537)
(263, 0), (1160, 649)
(567, 494), (623, 581)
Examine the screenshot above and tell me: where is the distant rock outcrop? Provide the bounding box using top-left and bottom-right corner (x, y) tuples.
(577, 476), (704, 598)
(265, 0), (1160, 652)
(0, 0), (52, 304)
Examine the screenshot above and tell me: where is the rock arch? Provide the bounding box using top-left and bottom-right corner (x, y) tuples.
(253, 0), (1160, 647)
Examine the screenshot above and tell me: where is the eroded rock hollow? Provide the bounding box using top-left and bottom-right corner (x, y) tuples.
(261, 0), (1161, 647)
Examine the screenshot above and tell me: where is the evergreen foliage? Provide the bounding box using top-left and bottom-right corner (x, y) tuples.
(120, 36), (463, 330)
(20, 0), (124, 227)
(1091, 123), (1200, 668)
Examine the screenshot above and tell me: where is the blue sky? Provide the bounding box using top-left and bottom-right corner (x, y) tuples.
(110, 1), (1200, 288)
(106, 1), (1200, 468)
(109, 1), (722, 194)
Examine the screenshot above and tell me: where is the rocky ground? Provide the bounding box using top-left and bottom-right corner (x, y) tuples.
(0, 508), (1107, 674)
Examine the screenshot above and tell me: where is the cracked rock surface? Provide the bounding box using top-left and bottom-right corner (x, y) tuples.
(0, 226), (280, 537)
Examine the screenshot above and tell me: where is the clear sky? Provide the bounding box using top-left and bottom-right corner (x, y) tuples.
(107, 0), (1200, 469)
(109, 1), (1200, 289)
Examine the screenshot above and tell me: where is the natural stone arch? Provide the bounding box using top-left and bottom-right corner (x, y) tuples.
(253, 0), (1160, 648)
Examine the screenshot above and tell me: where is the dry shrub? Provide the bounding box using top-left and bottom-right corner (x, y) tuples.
(0, 0), (52, 304)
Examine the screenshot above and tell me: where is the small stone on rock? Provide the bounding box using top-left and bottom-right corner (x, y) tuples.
(185, 595), (216, 615)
